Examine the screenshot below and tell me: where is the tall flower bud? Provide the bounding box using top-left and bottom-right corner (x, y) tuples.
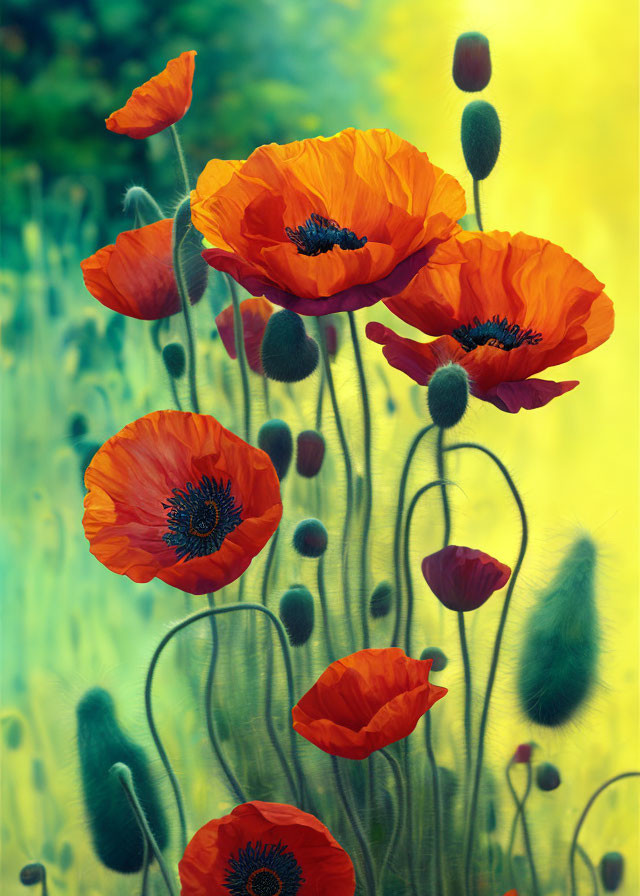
(461, 100), (501, 180)
(261, 310), (319, 382)
(453, 32), (491, 92)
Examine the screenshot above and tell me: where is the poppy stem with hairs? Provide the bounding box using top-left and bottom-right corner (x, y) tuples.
(227, 276), (252, 443)
(316, 319), (357, 653)
(348, 310), (373, 648)
(392, 425), (435, 647)
(204, 593), (247, 804)
(140, 838), (151, 896)
(378, 747), (409, 895)
(424, 712), (447, 896)
(568, 772), (640, 896)
(316, 554), (337, 663)
(575, 845), (598, 896)
(145, 603), (305, 850)
(110, 763), (177, 896)
(444, 442), (528, 896)
(169, 125), (190, 194)
(436, 429), (473, 782)
(505, 759), (541, 896)
(330, 755), (379, 896)
(473, 179), (484, 231)
(172, 197), (199, 414)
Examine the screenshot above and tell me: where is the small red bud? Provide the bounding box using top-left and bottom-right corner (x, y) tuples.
(453, 32), (491, 92)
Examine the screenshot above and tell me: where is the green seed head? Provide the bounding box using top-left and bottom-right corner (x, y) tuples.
(461, 100), (501, 180)
(261, 310), (319, 382)
(428, 363), (469, 428)
(162, 342), (186, 379)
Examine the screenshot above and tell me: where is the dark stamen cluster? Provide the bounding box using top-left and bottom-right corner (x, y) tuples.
(452, 314), (543, 353)
(163, 476), (242, 562)
(286, 212), (367, 256)
(224, 841), (304, 896)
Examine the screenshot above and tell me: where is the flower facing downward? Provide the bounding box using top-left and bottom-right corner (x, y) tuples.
(422, 546), (511, 612)
(216, 297), (273, 374)
(83, 411), (282, 595)
(367, 230), (614, 412)
(106, 50), (196, 139)
(292, 648), (447, 759)
(178, 801), (355, 896)
(191, 128), (465, 315)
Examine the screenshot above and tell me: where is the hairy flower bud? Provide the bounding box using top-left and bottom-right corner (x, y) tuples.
(258, 419), (293, 480)
(453, 32), (491, 92)
(293, 519), (328, 558)
(600, 852), (624, 891)
(296, 430), (326, 478)
(162, 342), (186, 379)
(420, 647), (448, 672)
(535, 762), (561, 791)
(261, 310), (319, 382)
(370, 581), (393, 618)
(427, 363), (469, 429)
(461, 100), (501, 180)
(279, 585), (315, 646)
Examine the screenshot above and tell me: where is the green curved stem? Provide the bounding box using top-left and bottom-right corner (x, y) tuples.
(169, 125), (190, 193)
(392, 425), (435, 646)
(347, 310), (373, 648)
(446, 443), (528, 896)
(576, 845), (599, 896)
(424, 713), (446, 896)
(473, 179), (483, 231)
(316, 320), (356, 652)
(169, 376), (183, 411)
(172, 201), (199, 414)
(506, 760), (541, 896)
(569, 772), (639, 896)
(317, 554), (337, 662)
(110, 763), (177, 896)
(331, 756), (378, 896)
(378, 748), (408, 894)
(140, 837), (151, 896)
(228, 276), (252, 443)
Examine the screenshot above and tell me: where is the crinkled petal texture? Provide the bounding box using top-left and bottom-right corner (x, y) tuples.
(368, 230), (614, 411)
(292, 648), (447, 759)
(192, 128), (465, 314)
(106, 50), (196, 139)
(216, 296), (273, 374)
(83, 411), (282, 595)
(81, 220), (183, 320)
(178, 801), (355, 896)
(422, 545), (511, 612)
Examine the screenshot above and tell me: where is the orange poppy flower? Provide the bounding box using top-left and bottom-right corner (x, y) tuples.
(106, 50), (196, 139)
(215, 296), (273, 374)
(178, 801), (355, 896)
(292, 648), (447, 760)
(367, 230), (614, 412)
(83, 410), (282, 595)
(191, 128), (465, 315)
(81, 219), (202, 320)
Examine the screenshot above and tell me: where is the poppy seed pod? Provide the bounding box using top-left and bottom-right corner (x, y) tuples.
(279, 585), (315, 646)
(453, 32), (492, 92)
(293, 519), (328, 558)
(535, 762), (561, 791)
(517, 536), (599, 727)
(428, 363), (469, 428)
(296, 430), (326, 478)
(600, 852), (624, 891)
(19, 863), (46, 886)
(258, 419), (294, 480)
(76, 687), (168, 873)
(461, 101), (501, 180)
(420, 647), (448, 672)
(370, 581), (393, 618)
(261, 310), (319, 382)
(162, 342), (186, 379)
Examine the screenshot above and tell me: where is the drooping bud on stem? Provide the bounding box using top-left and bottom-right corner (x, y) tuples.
(123, 186), (164, 228)
(261, 310), (319, 382)
(162, 342), (186, 379)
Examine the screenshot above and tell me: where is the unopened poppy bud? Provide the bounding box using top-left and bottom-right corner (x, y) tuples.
(279, 585), (315, 646)
(453, 32), (491, 92)
(258, 419), (293, 480)
(293, 519), (328, 558)
(536, 762), (561, 791)
(296, 430), (326, 477)
(162, 342), (186, 379)
(517, 536), (599, 727)
(19, 863), (46, 886)
(123, 185), (164, 227)
(261, 310), (319, 382)
(513, 743), (532, 763)
(600, 852), (624, 891)
(76, 687), (168, 873)
(3, 715), (23, 749)
(69, 413), (88, 442)
(420, 647), (448, 672)
(461, 100), (501, 180)
(59, 842), (74, 872)
(427, 363), (469, 428)
(370, 581), (393, 618)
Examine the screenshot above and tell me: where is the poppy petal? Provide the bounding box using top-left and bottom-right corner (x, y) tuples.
(478, 378), (579, 413)
(422, 545), (511, 612)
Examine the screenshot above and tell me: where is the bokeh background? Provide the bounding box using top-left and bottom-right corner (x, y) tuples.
(2, 0), (638, 893)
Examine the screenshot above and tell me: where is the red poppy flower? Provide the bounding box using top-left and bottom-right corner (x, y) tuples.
(191, 128), (465, 315)
(81, 219), (202, 320)
(421, 545), (511, 612)
(215, 297), (273, 374)
(367, 230), (614, 412)
(178, 801), (355, 896)
(83, 410), (282, 595)
(292, 648), (447, 760)
(106, 51), (196, 139)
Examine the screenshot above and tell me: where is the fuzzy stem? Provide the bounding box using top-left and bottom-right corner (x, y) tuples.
(169, 376), (183, 411)
(347, 310), (373, 648)
(569, 772), (640, 896)
(169, 125), (190, 193)
(506, 760), (541, 896)
(473, 178), (483, 231)
(228, 276), (252, 443)
(576, 845), (599, 896)
(392, 425), (435, 646)
(172, 198), (199, 414)
(317, 554), (337, 662)
(331, 756), (378, 896)
(378, 748), (408, 894)
(140, 838), (151, 896)
(424, 713), (446, 896)
(110, 763), (177, 896)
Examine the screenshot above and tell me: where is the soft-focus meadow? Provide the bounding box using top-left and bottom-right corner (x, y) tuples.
(1, 1), (638, 894)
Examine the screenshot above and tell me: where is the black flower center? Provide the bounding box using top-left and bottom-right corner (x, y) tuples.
(162, 476), (242, 562)
(224, 841), (304, 896)
(286, 212), (367, 256)
(452, 315), (543, 353)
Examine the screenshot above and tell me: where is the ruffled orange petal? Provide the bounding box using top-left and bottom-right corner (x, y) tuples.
(106, 51), (196, 139)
